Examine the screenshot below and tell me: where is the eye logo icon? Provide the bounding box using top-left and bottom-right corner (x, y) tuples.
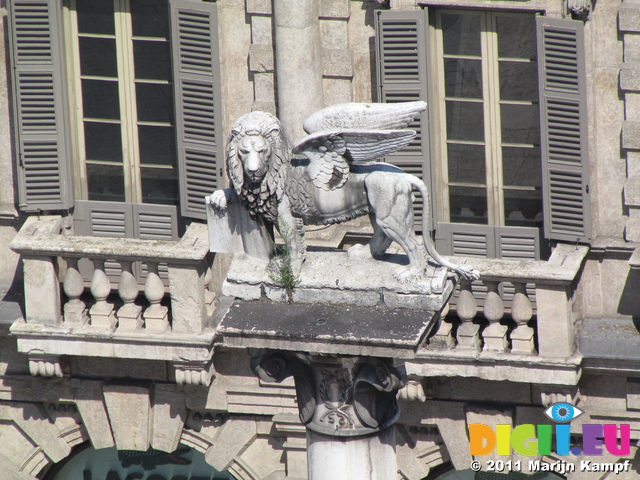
(544, 402), (584, 423)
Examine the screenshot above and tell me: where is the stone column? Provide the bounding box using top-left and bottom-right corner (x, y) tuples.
(253, 352), (403, 480)
(273, 0), (324, 142)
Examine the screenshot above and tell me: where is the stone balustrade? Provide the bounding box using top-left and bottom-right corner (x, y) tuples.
(9, 215), (218, 385)
(409, 243), (589, 386)
(429, 244), (588, 359)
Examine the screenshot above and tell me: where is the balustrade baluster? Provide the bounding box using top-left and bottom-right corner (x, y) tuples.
(455, 280), (481, 351)
(89, 259), (117, 330)
(116, 261), (142, 330)
(144, 262), (169, 332)
(510, 282), (536, 354)
(482, 281), (508, 352)
(63, 257), (88, 325)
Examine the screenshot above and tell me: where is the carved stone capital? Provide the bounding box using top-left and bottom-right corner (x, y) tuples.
(252, 352), (404, 437)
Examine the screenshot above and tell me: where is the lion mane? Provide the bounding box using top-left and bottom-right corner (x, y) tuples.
(225, 112), (291, 225)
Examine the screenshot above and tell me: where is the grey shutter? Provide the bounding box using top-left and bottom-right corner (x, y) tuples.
(74, 201), (131, 281)
(171, 0), (223, 221)
(135, 203), (177, 283)
(537, 16), (591, 243)
(8, 0), (73, 212)
(375, 9), (432, 230)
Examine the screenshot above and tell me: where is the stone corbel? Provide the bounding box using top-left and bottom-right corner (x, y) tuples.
(568, 0), (592, 20)
(174, 360), (215, 386)
(28, 354), (64, 378)
(535, 385), (580, 407)
(252, 351), (405, 437)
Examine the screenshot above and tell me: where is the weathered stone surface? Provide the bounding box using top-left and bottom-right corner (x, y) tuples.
(251, 15), (273, 44)
(624, 120), (640, 149)
(322, 48), (354, 78)
(624, 33), (640, 63)
(23, 256), (61, 325)
(620, 3), (640, 33)
(625, 176), (640, 206)
(103, 385), (151, 451)
(168, 263), (207, 334)
(620, 63), (640, 91)
(319, 0), (349, 19)
(320, 19), (348, 49)
(254, 72), (275, 101)
(323, 78), (352, 105)
(432, 401), (470, 470)
(246, 0), (271, 15)
(535, 284), (574, 358)
(466, 406), (513, 467)
(205, 417), (258, 470)
(627, 94), (640, 123)
(73, 380), (115, 449)
(151, 384), (186, 453)
(626, 207), (640, 241)
(249, 44), (275, 72)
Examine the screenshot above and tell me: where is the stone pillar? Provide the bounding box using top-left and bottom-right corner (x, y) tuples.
(273, 0), (324, 142)
(307, 428), (397, 480)
(253, 352), (403, 480)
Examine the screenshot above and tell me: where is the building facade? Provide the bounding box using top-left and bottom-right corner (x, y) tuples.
(0, 0), (639, 478)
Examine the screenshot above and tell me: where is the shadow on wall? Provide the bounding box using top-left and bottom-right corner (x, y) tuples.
(618, 267), (640, 318)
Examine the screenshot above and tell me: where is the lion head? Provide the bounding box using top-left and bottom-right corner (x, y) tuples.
(226, 111), (292, 223)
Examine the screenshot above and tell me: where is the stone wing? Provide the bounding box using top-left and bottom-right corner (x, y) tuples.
(293, 129), (416, 191)
(302, 101), (427, 134)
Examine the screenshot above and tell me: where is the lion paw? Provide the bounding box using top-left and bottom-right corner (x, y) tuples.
(347, 243), (373, 261)
(393, 266), (424, 284)
(455, 265), (480, 281)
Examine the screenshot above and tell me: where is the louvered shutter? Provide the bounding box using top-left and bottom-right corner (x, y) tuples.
(375, 9), (432, 230)
(8, 0), (73, 212)
(171, 0), (223, 221)
(134, 203), (177, 283)
(537, 17), (591, 243)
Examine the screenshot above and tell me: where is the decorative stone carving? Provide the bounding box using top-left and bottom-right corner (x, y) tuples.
(207, 103), (479, 284)
(568, 0), (592, 20)
(174, 360), (214, 386)
(28, 354), (64, 378)
(252, 352), (404, 437)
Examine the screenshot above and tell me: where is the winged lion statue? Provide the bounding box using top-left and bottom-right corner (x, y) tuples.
(207, 101), (479, 283)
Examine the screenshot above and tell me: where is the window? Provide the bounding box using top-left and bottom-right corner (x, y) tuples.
(375, 8), (591, 260)
(69, 0), (178, 207)
(8, 0), (224, 238)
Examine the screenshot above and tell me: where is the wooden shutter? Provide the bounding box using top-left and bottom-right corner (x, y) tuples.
(171, 0), (223, 221)
(8, 0), (73, 212)
(375, 9), (432, 230)
(537, 16), (591, 243)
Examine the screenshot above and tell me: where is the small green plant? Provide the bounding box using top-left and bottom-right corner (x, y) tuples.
(268, 220), (300, 302)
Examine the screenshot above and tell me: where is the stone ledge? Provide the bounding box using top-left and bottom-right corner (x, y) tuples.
(10, 320), (216, 361)
(217, 301), (440, 359)
(406, 353), (582, 386)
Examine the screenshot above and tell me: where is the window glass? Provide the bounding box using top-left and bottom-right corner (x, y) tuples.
(77, 0), (115, 35)
(442, 13), (481, 56)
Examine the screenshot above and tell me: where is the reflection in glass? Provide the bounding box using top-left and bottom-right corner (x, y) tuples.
(497, 15), (537, 59)
(442, 14), (481, 56)
(133, 40), (171, 80)
(79, 37), (117, 78)
(444, 59), (483, 99)
(499, 61), (538, 102)
(141, 167), (179, 205)
(449, 186), (488, 224)
(131, 0), (169, 38)
(87, 164), (125, 202)
(136, 83), (174, 123)
(139, 125), (177, 166)
(504, 189), (543, 228)
(84, 122), (123, 163)
(447, 144), (486, 184)
(77, 0), (115, 35)
(446, 101), (485, 142)
(502, 147), (542, 187)
(500, 104), (540, 145)
(82, 80), (120, 120)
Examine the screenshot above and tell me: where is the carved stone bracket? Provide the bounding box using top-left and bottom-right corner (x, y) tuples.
(174, 360), (214, 386)
(252, 351), (405, 437)
(29, 354), (64, 378)
(568, 0), (592, 20)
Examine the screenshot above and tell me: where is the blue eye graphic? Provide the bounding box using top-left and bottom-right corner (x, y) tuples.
(544, 403), (584, 423)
